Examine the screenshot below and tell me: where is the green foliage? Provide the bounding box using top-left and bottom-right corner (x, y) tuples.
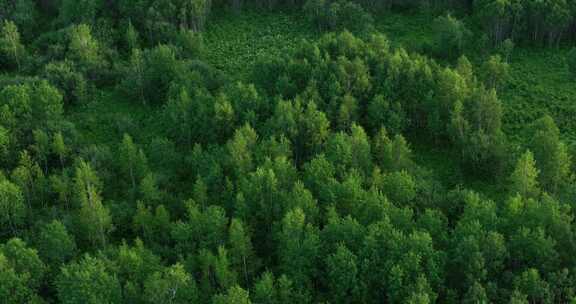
(278, 208), (320, 286)
(433, 14), (471, 59)
(118, 133), (148, 193)
(381, 170), (417, 205)
(143, 263), (198, 304)
(145, 0), (212, 40)
(56, 254), (122, 304)
(68, 24), (101, 71)
(125, 21), (139, 52)
(482, 55), (510, 90)
(567, 47), (576, 80)
(213, 285), (252, 304)
(0, 0), (36, 34)
(0, 179), (25, 233)
(58, 0), (102, 26)
(473, 0), (571, 46)
(1, 238), (46, 289)
(174, 28), (204, 59)
(509, 150), (540, 198)
(74, 160), (112, 248)
(325, 243), (360, 303)
(0, 5), (576, 304)
(0, 20), (25, 71)
(37, 220), (76, 265)
(121, 44), (216, 104)
(43, 60), (89, 104)
(499, 38), (515, 62)
(172, 200), (227, 254)
(304, 0), (374, 34)
(530, 115), (572, 193)
(0, 242), (44, 303)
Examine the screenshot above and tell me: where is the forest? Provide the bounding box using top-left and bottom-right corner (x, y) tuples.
(1, 0), (576, 303)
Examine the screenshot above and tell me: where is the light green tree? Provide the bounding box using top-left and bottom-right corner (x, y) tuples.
(509, 150), (540, 198)
(0, 20), (25, 71)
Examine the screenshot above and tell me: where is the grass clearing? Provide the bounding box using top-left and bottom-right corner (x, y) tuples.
(204, 9), (319, 79)
(501, 48), (576, 144)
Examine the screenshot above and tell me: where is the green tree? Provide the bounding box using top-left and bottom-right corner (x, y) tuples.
(214, 246), (238, 290)
(499, 38), (515, 62)
(1, 238), (46, 289)
(36, 220), (76, 265)
(43, 60), (89, 104)
(456, 55), (475, 84)
(144, 263), (198, 304)
(227, 124), (258, 177)
(214, 93), (236, 141)
(530, 115), (571, 193)
(482, 55), (510, 89)
(252, 271), (276, 304)
(56, 254), (122, 304)
(68, 24), (101, 70)
(213, 285), (252, 304)
(174, 28), (203, 59)
(278, 208), (320, 287)
(0, 0), (36, 32)
(337, 94), (359, 130)
(509, 290), (529, 304)
(509, 150), (540, 198)
(34, 80), (65, 126)
(473, 0), (514, 44)
(126, 49), (147, 104)
(299, 101), (330, 164)
(0, 126), (9, 160)
(0, 253), (41, 303)
(74, 160), (111, 248)
(0, 20), (25, 71)
(125, 20), (139, 52)
(326, 243), (360, 303)
(462, 281), (489, 304)
(513, 268), (552, 304)
(381, 170), (417, 206)
(31, 129), (50, 173)
(133, 202), (171, 247)
(433, 14), (471, 58)
(228, 218), (254, 285)
(52, 131), (68, 168)
(367, 94), (405, 135)
(188, 0), (212, 32)
(568, 47), (576, 80)
(11, 151), (46, 209)
(171, 201), (227, 254)
(373, 129), (414, 172)
(0, 178), (25, 233)
(119, 133), (149, 194)
(59, 0), (101, 25)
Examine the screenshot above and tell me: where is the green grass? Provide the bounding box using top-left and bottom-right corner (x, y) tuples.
(202, 9), (437, 79)
(68, 91), (162, 146)
(203, 9), (319, 79)
(500, 48), (576, 144)
(373, 10), (436, 50)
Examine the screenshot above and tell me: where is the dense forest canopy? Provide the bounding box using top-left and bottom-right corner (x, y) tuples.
(0, 0), (576, 303)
